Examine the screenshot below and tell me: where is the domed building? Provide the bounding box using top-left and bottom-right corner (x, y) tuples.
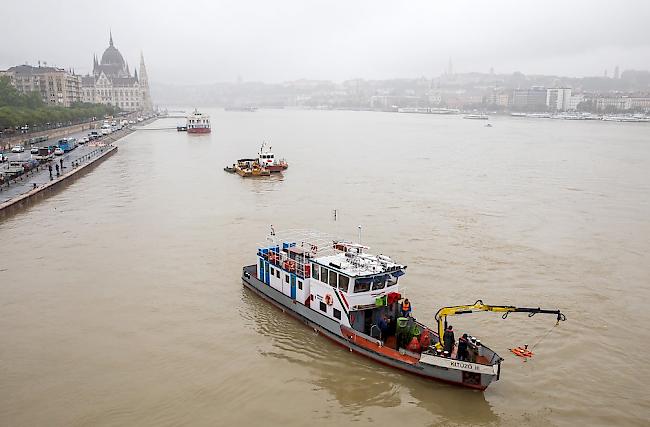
(81, 32), (152, 112)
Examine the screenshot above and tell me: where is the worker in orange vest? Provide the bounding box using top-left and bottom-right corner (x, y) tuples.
(401, 298), (412, 317)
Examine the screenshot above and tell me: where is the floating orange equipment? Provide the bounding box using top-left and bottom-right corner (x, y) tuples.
(510, 346), (534, 358)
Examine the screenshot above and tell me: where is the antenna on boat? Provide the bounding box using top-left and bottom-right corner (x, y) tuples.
(357, 225), (362, 244)
(270, 224), (275, 236)
(333, 209), (337, 221)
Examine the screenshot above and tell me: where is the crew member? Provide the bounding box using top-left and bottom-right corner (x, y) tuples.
(457, 333), (469, 361)
(401, 298), (412, 317)
(378, 314), (390, 339)
(443, 325), (455, 355)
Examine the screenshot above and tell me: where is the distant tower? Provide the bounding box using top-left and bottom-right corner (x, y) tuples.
(614, 65), (620, 79)
(139, 51), (153, 112)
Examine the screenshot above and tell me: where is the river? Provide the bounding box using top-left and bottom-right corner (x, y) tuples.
(1, 110), (648, 426)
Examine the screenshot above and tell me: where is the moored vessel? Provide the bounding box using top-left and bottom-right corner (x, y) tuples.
(242, 229), (565, 390)
(187, 109), (211, 134)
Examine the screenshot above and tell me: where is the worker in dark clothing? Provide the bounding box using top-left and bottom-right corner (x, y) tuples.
(457, 333), (469, 361)
(443, 325), (455, 355)
(378, 315), (390, 340)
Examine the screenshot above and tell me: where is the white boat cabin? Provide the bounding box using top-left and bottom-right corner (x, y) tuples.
(256, 231), (407, 334)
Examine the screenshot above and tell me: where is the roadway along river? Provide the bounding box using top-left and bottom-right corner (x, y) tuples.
(1, 110), (648, 426)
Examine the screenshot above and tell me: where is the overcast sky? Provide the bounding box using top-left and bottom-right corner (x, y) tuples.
(2, 0), (649, 84)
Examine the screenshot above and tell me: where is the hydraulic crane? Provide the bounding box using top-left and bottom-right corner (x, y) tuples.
(435, 299), (566, 350)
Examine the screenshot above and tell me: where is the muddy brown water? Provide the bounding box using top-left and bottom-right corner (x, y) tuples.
(1, 110), (649, 426)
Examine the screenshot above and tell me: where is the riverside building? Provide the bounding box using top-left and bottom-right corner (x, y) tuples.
(0, 65), (82, 107)
(81, 32), (152, 112)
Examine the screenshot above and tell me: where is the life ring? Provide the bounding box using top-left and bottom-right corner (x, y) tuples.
(324, 294), (334, 306)
(311, 244), (318, 252)
(510, 346), (534, 358)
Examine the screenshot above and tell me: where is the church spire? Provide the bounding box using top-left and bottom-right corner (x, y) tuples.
(109, 30), (114, 47)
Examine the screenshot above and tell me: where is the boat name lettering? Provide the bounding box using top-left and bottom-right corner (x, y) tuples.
(450, 361), (475, 370)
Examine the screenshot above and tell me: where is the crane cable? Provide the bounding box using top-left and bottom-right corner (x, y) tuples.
(510, 315), (564, 359)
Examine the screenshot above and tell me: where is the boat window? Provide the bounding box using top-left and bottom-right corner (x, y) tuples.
(276, 270), (280, 279)
(298, 280), (303, 290)
(333, 308), (341, 320)
(372, 278), (386, 290)
(270, 267), (274, 275)
(285, 275), (289, 283)
(339, 275), (349, 292)
(320, 302), (327, 313)
(354, 280), (371, 293)
(329, 271), (338, 288)
(320, 267), (329, 284)
(312, 264), (319, 280)
(259, 259), (263, 276)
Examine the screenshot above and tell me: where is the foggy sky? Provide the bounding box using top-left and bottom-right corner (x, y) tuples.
(2, 0), (650, 84)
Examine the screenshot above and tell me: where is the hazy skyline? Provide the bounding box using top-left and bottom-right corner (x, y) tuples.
(2, 0), (650, 84)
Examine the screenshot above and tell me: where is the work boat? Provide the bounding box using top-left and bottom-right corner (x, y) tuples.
(258, 142), (288, 173)
(242, 230), (566, 390)
(186, 109), (211, 134)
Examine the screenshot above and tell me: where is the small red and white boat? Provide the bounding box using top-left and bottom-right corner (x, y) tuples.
(258, 142), (288, 173)
(187, 109), (211, 134)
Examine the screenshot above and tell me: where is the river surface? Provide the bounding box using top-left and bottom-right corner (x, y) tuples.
(1, 110), (649, 426)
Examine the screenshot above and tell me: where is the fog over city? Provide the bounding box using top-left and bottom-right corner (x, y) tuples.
(2, 0), (650, 84)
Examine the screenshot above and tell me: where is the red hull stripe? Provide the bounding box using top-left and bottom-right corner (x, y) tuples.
(339, 290), (349, 309)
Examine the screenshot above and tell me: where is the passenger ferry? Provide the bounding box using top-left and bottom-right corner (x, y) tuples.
(258, 142), (288, 173)
(186, 109), (211, 134)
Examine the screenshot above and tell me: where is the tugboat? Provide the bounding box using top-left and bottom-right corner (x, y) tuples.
(242, 229), (566, 390)
(186, 109), (211, 134)
(258, 142), (288, 173)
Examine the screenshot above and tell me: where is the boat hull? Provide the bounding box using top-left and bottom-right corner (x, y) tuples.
(241, 265), (498, 390)
(187, 128), (211, 134)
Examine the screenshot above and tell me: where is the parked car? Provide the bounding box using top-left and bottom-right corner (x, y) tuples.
(11, 145), (25, 153)
(0, 153), (8, 163)
(78, 137), (89, 145)
(54, 147), (64, 156)
(31, 146), (40, 154)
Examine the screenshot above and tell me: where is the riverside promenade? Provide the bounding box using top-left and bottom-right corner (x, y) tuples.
(0, 119), (155, 218)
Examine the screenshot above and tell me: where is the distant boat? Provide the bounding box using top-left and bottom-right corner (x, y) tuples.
(258, 142), (288, 173)
(463, 114), (489, 120)
(187, 109), (211, 134)
(225, 106), (258, 112)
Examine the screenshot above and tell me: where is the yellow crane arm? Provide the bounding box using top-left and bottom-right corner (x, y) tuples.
(435, 299), (566, 349)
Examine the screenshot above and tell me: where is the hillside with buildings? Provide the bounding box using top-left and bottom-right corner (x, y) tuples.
(152, 68), (650, 114)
